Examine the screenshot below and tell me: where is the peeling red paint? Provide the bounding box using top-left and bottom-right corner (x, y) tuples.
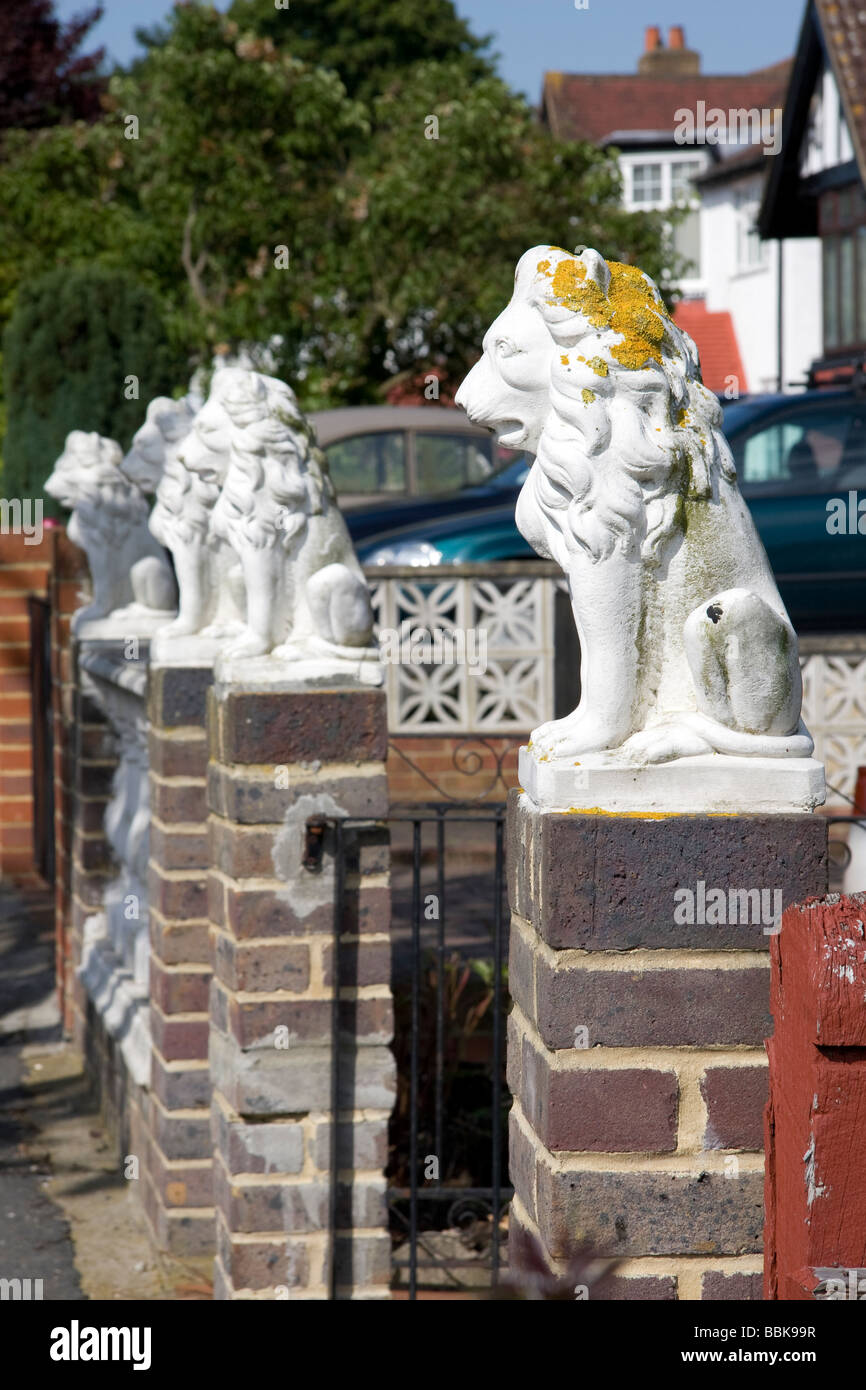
(765, 893), (866, 1300)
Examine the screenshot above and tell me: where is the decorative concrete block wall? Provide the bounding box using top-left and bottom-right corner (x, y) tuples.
(207, 685), (395, 1299)
(506, 794), (828, 1301)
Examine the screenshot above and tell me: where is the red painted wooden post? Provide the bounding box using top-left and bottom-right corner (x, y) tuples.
(765, 892), (866, 1300)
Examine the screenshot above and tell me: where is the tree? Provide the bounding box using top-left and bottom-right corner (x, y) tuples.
(3, 267), (186, 507)
(314, 60), (682, 401)
(0, 2), (680, 419)
(0, 0), (105, 130)
(224, 0), (494, 102)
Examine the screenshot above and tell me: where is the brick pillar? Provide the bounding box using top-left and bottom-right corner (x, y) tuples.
(764, 892), (866, 1300)
(207, 686), (395, 1300)
(65, 639), (119, 1051)
(143, 661), (215, 1255)
(0, 531), (51, 877)
(506, 792), (827, 1301)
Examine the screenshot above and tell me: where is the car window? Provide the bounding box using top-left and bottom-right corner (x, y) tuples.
(731, 403), (866, 495)
(325, 432), (407, 495)
(414, 432), (494, 495)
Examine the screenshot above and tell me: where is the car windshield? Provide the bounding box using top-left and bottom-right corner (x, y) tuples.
(485, 448), (530, 487)
(721, 397), (786, 434)
(412, 432), (525, 493)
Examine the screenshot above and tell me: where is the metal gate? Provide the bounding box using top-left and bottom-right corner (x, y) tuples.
(325, 800), (511, 1300)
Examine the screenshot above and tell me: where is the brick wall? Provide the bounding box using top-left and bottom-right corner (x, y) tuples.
(506, 794), (828, 1300)
(144, 662), (215, 1256)
(0, 531), (51, 877)
(0, 527), (86, 891)
(387, 735), (521, 804)
(207, 686), (395, 1298)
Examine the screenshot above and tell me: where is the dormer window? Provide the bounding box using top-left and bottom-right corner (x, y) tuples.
(631, 163), (663, 204)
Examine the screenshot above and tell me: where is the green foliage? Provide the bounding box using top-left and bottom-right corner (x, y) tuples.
(2, 266), (185, 507)
(225, 0), (494, 102)
(0, 1), (681, 418)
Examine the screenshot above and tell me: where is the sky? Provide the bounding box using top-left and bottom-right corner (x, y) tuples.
(56, 0), (806, 100)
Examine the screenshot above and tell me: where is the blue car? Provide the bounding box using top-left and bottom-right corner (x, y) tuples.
(348, 390), (866, 633)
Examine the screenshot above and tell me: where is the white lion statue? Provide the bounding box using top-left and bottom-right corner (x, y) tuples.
(121, 393), (246, 646)
(456, 245), (813, 767)
(179, 368), (375, 662)
(45, 430), (177, 633)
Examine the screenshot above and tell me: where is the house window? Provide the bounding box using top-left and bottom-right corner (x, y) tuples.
(631, 163), (663, 204)
(734, 190), (768, 270)
(671, 161), (701, 203)
(672, 210), (701, 274)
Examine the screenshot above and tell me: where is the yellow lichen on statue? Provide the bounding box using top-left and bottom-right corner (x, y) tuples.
(547, 254), (670, 372)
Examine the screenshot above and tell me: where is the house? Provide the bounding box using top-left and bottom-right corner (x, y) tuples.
(759, 0), (866, 383)
(540, 26), (813, 394)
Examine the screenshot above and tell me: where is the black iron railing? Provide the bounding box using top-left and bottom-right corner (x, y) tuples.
(320, 803), (511, 1300)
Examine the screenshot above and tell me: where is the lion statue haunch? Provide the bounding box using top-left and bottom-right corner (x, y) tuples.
(455, 245), (813, 766)
(45, 430), (177, 634)
(178, 368), (375, 662)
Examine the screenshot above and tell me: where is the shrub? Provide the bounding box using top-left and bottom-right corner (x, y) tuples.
(2, 266), (186, 510)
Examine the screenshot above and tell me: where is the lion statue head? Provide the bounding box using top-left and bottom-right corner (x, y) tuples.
(121, 396), (197, 493)
(203, 369), (335, 548)
(456, 245), (735, 568)
(45, 431), (148, 543)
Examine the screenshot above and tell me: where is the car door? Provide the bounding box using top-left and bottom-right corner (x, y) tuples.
(730, 397), (866, 632)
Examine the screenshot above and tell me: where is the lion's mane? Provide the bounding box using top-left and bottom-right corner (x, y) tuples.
(211, 373), (336, 551)
(520, 247), (736, 566)
(48, 432), (148, 547)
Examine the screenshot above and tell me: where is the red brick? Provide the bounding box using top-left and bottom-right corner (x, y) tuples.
(211, 978), (392, 1048)
(151, 1006), (209, 1062)
(150, 958), (211, 1015)
(215, 1213), (310, 1290)
(148, 865), (209, 921)
(148, 730), (208, 779)
(151, 778), (209, 825)
(321, 938), (391, 990)
(149, 916), (211, 966)
(518, 927), (772, 1049)
(701, 1066), (768, 1151)
(520, 1043), (679, 1152)
(225, 883), (332, 939)
(210, 818), (277, 878)
(148, 1150), (213, 1209)
(212, 933), (311, 994)
(213, 688), (387, 766)
(150, 822), (209, 872)
(213, 1155), (327, 1234)
(701, 1271), (762, 1299)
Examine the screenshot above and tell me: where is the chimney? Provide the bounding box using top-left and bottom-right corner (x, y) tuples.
(638, 24), (701, 76)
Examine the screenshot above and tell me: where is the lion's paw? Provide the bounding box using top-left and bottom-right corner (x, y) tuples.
(159, 617), (200, 638)
(271, 641), (304, 662)
(223, 631), (271, 660)
(620, 725), (713, 765)
(530, 713), (620, 759)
